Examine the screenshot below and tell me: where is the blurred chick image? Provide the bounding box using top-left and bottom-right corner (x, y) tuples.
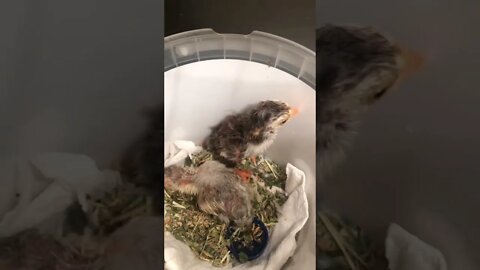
(202, 100), (298, 180)
(164, 160), (253, 227)
(315, 24), (423, 173)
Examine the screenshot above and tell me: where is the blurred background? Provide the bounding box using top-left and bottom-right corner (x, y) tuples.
(0, 0), (163, 215)
(0, 0), (163, 168)
(317, 1), (480, 270)
(165, 0), (315, 50)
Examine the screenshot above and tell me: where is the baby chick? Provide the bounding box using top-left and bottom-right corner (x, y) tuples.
(164, 160), (253, 227)
(203, 100), (298, 168)
(316, 24), (423, 173)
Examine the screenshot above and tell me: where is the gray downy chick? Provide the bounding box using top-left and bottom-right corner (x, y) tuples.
(164, 160), (253, 227)
(316, 24), (422, 174)
(195, 160), (253, 227)
(203, 100), (298, 168)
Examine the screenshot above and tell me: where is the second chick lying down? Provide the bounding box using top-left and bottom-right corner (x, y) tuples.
(165, 160), (253, 227)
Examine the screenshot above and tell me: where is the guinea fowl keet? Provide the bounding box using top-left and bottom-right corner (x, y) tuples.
(164, 160), (253, 227)
(202, 100), (298, 180)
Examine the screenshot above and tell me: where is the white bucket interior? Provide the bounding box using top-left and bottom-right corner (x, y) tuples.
(165, 59), (316, 268)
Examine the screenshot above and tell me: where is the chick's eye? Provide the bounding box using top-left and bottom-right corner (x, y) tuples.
(373, 87), (388, 100)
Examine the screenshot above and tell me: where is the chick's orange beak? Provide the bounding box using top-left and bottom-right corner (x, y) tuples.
(397, 45), (425, 83)
(288, 107), (299, 117)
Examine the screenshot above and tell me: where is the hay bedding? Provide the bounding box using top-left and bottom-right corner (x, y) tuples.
(164, 151), (288, 267)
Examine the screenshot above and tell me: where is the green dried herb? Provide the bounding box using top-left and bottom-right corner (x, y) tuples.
(87, 184), (151, 236)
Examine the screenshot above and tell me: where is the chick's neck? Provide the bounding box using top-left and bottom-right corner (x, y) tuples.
(316, 85), (368, 175)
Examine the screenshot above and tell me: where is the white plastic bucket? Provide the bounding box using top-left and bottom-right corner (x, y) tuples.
(164, 29), (316, 269)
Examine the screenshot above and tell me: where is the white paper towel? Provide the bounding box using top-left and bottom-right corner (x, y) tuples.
(386, 223), (448, 270)
(164, 141), (309, 270)
(0, 153), (120, 238)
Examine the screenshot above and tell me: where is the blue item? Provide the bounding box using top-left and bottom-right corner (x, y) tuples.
(226, 217), (269, 262)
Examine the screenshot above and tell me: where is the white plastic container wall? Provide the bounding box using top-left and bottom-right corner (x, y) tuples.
(164, 29), (316, 269)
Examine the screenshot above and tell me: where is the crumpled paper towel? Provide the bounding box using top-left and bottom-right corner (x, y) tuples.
(164, 141), (309, 270)
(164, 140), (202, 167)
(386, 223), (448, 270)
(0, 153), (120, 238)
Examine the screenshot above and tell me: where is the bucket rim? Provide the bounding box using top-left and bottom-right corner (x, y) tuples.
(164, 28), (315, 89)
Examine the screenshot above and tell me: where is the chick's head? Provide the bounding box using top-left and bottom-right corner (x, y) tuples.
(316, 24), (404, 108)
(164, 165), (198, 194)
(250, 100), (298, 130)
